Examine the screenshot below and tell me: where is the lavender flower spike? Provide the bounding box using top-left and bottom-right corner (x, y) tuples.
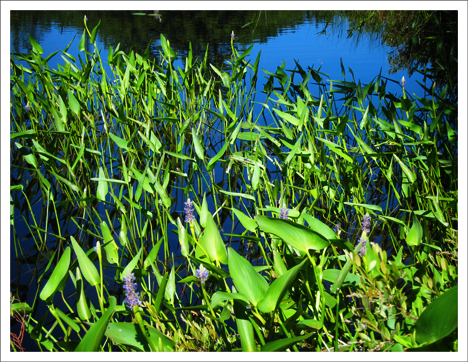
(279, 206), (289, 220)
(231, 31), (235, 40)
(196, 264), (209, 284)
(122, 271), (143, 309)
(333, 223), (341, 236)
(361, 213), (371, 234)
(401, 76), (406, 87)
(184, 198), (195, 223)
(357, 238), (368, 256)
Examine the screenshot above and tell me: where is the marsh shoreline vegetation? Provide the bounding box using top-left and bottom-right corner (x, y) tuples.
(10, 16), (458, 352)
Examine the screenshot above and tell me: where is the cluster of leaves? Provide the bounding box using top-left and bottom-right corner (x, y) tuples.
(10, 19), (457, 352)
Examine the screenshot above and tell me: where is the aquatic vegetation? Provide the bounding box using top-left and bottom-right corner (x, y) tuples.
(9, 17), (458, 353)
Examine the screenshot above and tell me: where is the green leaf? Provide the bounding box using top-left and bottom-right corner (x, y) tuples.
(227, 247), (268, 306)
(199, 212), (228, 265)
(67, 90), (80, 116)
(96, 167), (108, 201)
(199, 194), (209, 228)
(75, 296), (117, 351)
(394, 154), (416, 184)
(54, 307), (80, 333)
(415, 285), (458, 345)
(105, 322), (174, 352)
(75, 268), (91, 321)
(78, 29), (86, 52)
(165, 264), (176, 305)
(257, 258), (308, 313)
(273, 108), (300, 126)
(120, 248), (142, 280)
(70, 236), (100, 287)
(343, 202), (382, 213)
(40, 247), (71, 302)
(177, 218), (190, 257)
(316, 137), (353, 163)
(231, 208), (257, 233)
(192, 128), (205, 161)
(160, 33), (175, 58)
(406, 214), (423, 246)
(207, 141), (229, 172)
(260, 332), (314, 351)
(154, 180), (171, 208)
(322, 268), (360, 286)
(210, 291), (250, 309)
(101, 221), (120, 265)
(109, 133), (129, 150)
(256, 215), (330, 253)
(90, 19), (101, 44)
(28, 34), (44, 54)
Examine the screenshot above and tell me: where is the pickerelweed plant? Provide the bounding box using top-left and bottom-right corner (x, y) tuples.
(10, 17), (457, 352)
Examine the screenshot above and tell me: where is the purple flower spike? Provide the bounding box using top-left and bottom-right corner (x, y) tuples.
(279, 207), (289, 220)
(401, 76), (406, 87)
(196, 264), (209, 285)
(122, 271), (143, 309)
(333, 223), (341, 235)
(25, 104), (31, 112)
(357, 238), (368, 256)
(231, 31), (235, 40)
(184, 198), (195, 223)
(361, 213), (371, 234)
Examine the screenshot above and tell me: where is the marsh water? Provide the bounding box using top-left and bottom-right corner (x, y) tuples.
(10, 10), (435, 351)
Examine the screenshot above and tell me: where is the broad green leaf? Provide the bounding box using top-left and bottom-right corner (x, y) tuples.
(301, 214), (336, 240)
(96, 167), (108, 201)
(207, 141), (229, 172)
(192, 128), (205, 161)
(120, 248), (142, 280)
(233, 301), (256, 352)
(40, 247), (71, 301)
(54, 307), (80, 333)
(10, 302), (33, 316)
(273, 249), (288, 277)
(161, 264), (175, 304)
(219, 189), (255, 202)
(154, 180), (171, 208)
(394, 154), (416, 184)
(199, 194), (209, 228)
(75, 296), (116, 351)
(257, 258), (308, 313)
(273, 108), (300, 126)
(261, 332), (313, 352)
(143, 239), (163, 270)
(316, 137), (353, 163)
(90, 19), (101, 44)
(177, 218), (190, 257)
(406, 214), (423, 246)
(75, 268), (91, 321)
(232, 208), (257, 233)
(322, 268), (360, 285)
(210, 291), (250, 309)
(199, 212), (228, 265)
(160, 33), (175, 58)
(109, 133), (129, 150)
(100, 221), (119, 265)
(251, 162), (260, 190)
(78, 29), (86, 52)
(227, 247), (268, 306)
(105, 322), (174, 352)
(70, 236), (100, 287)
(343, 202), (382, 213)
(67, 90), (80, 116)
(28, 35), (44, 54)
(256, 215), (330, 253)
(415, 285), (458, 345)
